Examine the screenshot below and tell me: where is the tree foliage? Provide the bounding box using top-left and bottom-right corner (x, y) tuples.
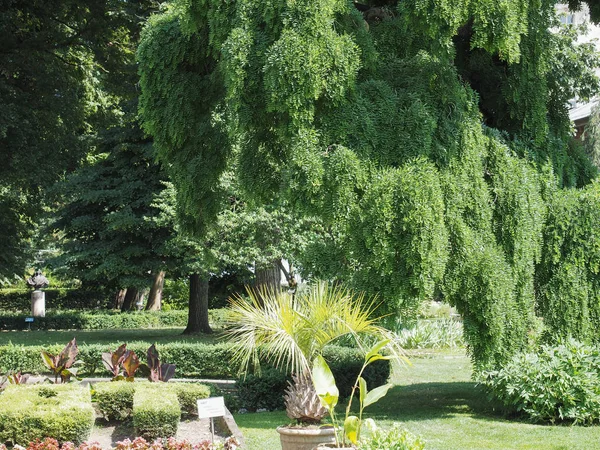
(0, 0), (159, 278)
(138, 0), (600, 369)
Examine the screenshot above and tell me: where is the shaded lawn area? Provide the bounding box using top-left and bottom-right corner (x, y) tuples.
(236, 351), (600, 450)
(0, 328), (222, 346)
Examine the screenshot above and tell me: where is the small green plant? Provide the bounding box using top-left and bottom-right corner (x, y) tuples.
(146, 344), (175, 382)
(37, 386), (58, 398)
(102, 344), (140, 381)
(312, 339), (402, 447)
(358, 424), (426, 450)
(41, 338), (81, 383)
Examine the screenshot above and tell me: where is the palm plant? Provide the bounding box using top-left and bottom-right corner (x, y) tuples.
(226, 282), (403, 424)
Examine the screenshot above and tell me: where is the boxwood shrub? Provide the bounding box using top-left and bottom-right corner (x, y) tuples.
(170, 382), (211, 415)
(94, 381), (211, 420)
(0, 384), (94, 445)
(94, 381), (136, 421)
(480, 339), (600, 424)
(133, 384), (180, 439)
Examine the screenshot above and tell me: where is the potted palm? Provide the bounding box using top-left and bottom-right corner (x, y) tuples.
(226, 282), (404, 450)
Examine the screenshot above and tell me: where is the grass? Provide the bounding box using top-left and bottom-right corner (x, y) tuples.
(0, 328), (221, 346)
(235, 350), (600, 450)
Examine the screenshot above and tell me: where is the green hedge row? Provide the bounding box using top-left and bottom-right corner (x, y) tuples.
(133, 384), (180, 440)
(0, 343), (390, 394)
(0, 384), (94, 445)
(0, 342), (234, 378)
(235, 346), (391, 411)
(0, 288), (110, 311)
(0, 310), (189, 331)
(94, 381), (210, 421)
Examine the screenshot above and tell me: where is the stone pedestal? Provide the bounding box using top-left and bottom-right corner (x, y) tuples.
(31, 290), (46, 317)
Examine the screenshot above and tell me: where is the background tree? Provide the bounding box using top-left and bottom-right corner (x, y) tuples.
(50, 122), (181, 310)
(0, 0), (158, 279)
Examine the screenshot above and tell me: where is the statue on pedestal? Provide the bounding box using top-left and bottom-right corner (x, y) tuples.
(27, 269), (49, 317)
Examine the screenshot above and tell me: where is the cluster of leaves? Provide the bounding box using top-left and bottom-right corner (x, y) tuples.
(480, 339), (600, 424)
(0, 370), (30, 392)
(41, 338), (81, 384)
(146, 344), (176, 382)
(102, 344), (140, 382)
(101, 343), (174, 382)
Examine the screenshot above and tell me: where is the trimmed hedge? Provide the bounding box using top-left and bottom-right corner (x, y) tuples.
(94, 381), (211, 420)
(0, 343), (390, 387)
(0, 310), (188, 331)
(171, 382), (211, 415)
(0, 384), (94, 445)
(94, 381), (136, 421)
(0, 289), (109, 311)
(133, 384), (180, 440)
(235, 347), (391, 411)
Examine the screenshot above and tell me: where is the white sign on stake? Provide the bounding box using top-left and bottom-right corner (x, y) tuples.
(197, 396), (226, 419)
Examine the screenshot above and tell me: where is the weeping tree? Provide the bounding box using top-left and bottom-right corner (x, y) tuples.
(138, 0), (600, 369)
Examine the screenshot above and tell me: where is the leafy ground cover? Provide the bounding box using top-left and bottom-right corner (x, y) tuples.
(235, 350), (600, 450)
(0, 329), (220, 346)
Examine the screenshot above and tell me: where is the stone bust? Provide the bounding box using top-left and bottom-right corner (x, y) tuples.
(26, 269), (49, 290)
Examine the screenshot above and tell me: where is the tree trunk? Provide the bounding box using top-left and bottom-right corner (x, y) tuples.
(254, 259), (282, 305)
(121, 288), (138, 311)
(114, 289), (127, 310)
(184, 273), (212, 334)
(136, 288), (148, 310)
(145, 271), (166, 311)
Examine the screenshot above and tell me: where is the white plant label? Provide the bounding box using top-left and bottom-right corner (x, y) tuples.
(197, 396), (226, 419)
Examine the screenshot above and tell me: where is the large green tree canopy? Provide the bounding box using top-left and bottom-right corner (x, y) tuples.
(138, 0), (600, 368)
(0, 0), (158, 278)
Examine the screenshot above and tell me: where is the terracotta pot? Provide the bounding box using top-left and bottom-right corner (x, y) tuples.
(277, 425), (336, 450)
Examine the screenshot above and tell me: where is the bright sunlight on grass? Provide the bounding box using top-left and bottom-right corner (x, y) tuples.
(236, 350), (600, 450)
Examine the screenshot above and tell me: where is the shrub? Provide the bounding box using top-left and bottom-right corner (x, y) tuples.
(480, 339), (600, 424)
(234, 346), (391, 411)
(0, 310), (189, 331)
(133, 384), (180, 439)
(94, 381), (210, 420)
(0, 384), (94, 445)
(0, 288), (109, 311)
(236, 369), (291, 411)
(169, 383), (211, 415)
(359, 425), (426, 450)
(94, 381), (136, 421)
(0, 342), (235, 378)
(322, 346), (390, 399)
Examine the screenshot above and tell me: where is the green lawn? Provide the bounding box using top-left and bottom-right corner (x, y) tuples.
(0, 328), (221, 346)
(235, 350), (600, 450)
